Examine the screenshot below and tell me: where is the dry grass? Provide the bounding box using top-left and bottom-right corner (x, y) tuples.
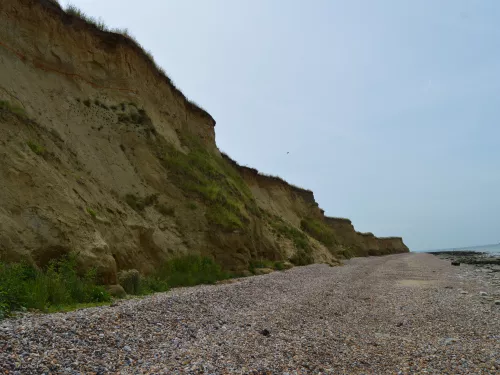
(60, 4), (207, 119)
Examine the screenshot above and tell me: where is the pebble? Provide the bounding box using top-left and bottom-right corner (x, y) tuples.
(0, 253), (498, 374)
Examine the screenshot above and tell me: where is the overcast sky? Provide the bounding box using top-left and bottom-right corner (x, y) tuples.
(62, 0), (500, 251)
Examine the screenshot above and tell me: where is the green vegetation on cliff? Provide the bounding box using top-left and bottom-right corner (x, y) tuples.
(158, 133), (259, 231)
(300, 217), (337, 248)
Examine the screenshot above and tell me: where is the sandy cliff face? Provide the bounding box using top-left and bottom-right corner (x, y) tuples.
(0, 0), (408, 282)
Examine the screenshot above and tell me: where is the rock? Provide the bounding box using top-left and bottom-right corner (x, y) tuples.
(443, 337), (458, 345)
(480, 291), (488, 296)
(260, 329), (271, 337)
(123, 345), (132, 352)
(105, 284), (126, 298)
(118, 269), (141, 295)
(460, 290), (468, 294)
(494, 300), (500, 305)
(451, 261), (460, 266)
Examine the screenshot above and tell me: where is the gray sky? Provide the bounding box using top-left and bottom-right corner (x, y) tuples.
(62, 0), (500, 250)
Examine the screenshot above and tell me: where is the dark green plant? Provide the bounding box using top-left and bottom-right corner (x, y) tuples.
(273, 261), (285, 271)
(138, 275), (169, 294)
(86, 207), (97, 217)
(0, 100), (27, 118)
(0, 255), (110, 318)
(27, 141), (43, 154)
(156, 255), (228, 287)
(186, 202), (197, 210)
(27, 141), (45, 156)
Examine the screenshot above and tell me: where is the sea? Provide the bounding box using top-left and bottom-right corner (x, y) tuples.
(418, 243), (500, 255)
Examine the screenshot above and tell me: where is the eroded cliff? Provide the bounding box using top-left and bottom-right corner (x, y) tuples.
(0, 0), (408, 282)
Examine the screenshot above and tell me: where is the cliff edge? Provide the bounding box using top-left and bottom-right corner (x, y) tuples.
(0, 0), (409, 282)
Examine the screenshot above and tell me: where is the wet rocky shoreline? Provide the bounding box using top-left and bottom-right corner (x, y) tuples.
(429, 250), (500, 266)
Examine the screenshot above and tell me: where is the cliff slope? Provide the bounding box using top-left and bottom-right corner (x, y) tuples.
(0, 0), (409, 282)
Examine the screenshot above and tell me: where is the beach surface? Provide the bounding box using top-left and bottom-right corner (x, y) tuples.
(1, 253), (499, 374)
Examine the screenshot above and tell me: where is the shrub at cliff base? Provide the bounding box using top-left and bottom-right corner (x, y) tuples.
(156, 255), (229, 288)
(0, 254), (110, 318)
(118, 255), (229, 296)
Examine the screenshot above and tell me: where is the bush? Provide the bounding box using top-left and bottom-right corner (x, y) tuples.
(290, 249), (315, 266)
(273, 261), (285, 271)
(156, 255), (228, 287)
(0, 254), (110, 318)
(138, 276), (169, 294)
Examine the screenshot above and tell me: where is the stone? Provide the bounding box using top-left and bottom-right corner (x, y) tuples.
(480, 291), (488, 296)
(123, 346), (132, 352)
(260, 329), (271, 337)
(118, 270), (141, 295)
(494, 300), (500, 305)
(451, 261), (460, 266)
(443, 337), (458, 345)
(105, 284), (126, 298)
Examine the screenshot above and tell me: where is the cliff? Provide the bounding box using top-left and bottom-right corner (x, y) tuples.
(0, 0), (409, 282)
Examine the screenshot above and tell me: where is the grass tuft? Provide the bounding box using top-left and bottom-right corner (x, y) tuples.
(65, 4), (108, 32)
(0, 100), (27, 118)
(86, 207), (97, 217)
(27, 141), (45, 156)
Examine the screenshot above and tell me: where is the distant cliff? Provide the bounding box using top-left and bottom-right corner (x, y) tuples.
(0, 0), (409, 283)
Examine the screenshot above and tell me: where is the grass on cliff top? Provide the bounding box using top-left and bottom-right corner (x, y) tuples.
(0, 254), (110, 319)
(62, 5), (173, 93)
(159, 133), (259, 231)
